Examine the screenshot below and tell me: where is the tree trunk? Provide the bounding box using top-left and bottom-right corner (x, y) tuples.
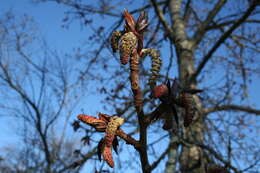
(165, 0), (207, 172)
(165, 133), (178, 173)
(178, 39), (206, 173)
(165, 40), (206, 173)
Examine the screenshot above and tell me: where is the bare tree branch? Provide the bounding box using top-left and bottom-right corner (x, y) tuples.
(192, 0), (227, 47)
(206, 19), (260, 30)
(204, 104), (260, 116)
(150, 0), (173, 40)
(190, 1), (259, 83)
(57, 148), (97, 173)
(0, 62), (52, 172)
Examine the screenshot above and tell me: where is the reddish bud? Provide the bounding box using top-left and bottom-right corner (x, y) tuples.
(153, 84), (168, 98)
(103, 146), (114, 168)
(77, 114), (104, 124)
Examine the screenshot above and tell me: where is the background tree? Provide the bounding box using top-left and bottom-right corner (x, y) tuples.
(0, 11), (89, 173)
(1, 0), (260, 173)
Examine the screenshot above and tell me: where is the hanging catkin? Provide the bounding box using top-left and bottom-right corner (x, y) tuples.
(142, 48), (162, 90)
(119, 32), (137, 65)
(103, 116), (124, 168)
(110, 31), (123, 53)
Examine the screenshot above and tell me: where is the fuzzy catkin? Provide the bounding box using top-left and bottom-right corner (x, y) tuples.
(111, 31), (123, 53)
(119, 32), (137, 65)
(105, 116), (124, 147)
(142, 48), (162, 89)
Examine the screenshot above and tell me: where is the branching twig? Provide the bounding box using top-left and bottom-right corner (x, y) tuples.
(190, 1), (258, 83)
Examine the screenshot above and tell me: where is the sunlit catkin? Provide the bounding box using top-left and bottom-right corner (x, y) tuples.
(142, 48), (162, 90)
(119, 32), (137, 65)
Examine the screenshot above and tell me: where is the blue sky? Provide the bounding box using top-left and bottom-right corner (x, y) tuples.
(0, 1), (124, 172)
(0, 0), (259, 172)
(0, 0), (88, 51)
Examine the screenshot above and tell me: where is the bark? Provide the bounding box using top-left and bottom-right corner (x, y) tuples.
(165, 134), (179, 173)
(165, 0), (206, 172)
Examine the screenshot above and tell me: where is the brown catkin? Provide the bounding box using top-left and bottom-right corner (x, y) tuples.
(141, 48), (162, 90)
(103, 146), (114, 168)
(105, 116), (124, 147)
(111, 31), (123, 53)
(119, 32), (137, 65)
(103, 116), (124, 168)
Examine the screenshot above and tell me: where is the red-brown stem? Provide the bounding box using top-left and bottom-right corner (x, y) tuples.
(116, 129), (141, 149)
(130, 49), (150, 172)
(130, 49), (143, 113)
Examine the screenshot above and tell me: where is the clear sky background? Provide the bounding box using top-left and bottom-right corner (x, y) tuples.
(0, 0), (84, 143)
(0, 0), (259, 172)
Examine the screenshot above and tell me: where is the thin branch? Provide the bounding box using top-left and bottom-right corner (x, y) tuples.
(0, 62), (52, 171)
(165, 42), (174, 80)
(183, 0), (192, 25)
(137, 110), (150, 173)
(203, 104), (260, 116)
(57, 148), (96, 173)
(149, 140), (178, 171)
(192, 0), (227, 46)
(150, 0), (173, 39)
(190, 1), (259, 83)
(206, 19), (260, 30)
(241, 158), (260, 172)
(116, 128), (141, 149)
(131, 0), (168, 14)
(43, 0), (167, 18)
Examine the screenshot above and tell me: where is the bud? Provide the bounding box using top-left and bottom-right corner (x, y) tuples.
(153, 84), (168, 98)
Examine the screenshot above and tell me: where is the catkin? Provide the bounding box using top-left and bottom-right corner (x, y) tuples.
(142, 48), (162, 90)
(111, 31), (123, 53)
(105, 116), (124, 147)
(103, 116), (124, 168)
(119, 32), (137, 65)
